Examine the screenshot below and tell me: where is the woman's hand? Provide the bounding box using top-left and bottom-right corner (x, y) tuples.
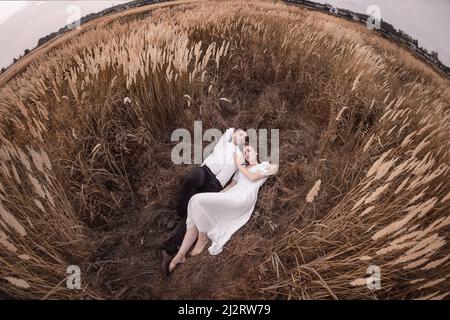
(233, 152), (245, 167)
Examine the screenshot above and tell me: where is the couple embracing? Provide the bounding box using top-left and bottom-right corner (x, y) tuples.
(159, 128), (278, 274)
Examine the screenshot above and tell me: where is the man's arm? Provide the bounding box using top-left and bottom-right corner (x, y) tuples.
(202, 128), (235, 166)
(216, 127), (235, 146)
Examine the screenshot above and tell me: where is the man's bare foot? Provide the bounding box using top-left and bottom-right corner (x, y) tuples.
(168, 255), (186, 274)
(190, 234), (209, 256)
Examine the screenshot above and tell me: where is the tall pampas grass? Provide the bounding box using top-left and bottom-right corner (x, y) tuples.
(1, 0), (449, 300)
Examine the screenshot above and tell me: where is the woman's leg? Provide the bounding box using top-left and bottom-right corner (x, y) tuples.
(190, 231), (209, 256)
(169, 225), (198, 273)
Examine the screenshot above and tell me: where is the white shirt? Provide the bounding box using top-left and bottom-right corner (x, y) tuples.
(202, 128), (243, 187)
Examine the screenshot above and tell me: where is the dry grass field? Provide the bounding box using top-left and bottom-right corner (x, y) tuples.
(0, 0), (449, 299)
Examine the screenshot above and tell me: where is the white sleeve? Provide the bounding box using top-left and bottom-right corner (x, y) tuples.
(260, 162), (278, 176)
(216, 128), (235, 146)
(232, 170), (240, 181)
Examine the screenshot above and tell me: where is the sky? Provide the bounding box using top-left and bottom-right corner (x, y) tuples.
(0, 1), (128, 69)
(0, 0), (449, 69)
(0, 1), (29, 25)
(311, 0), (450, 66)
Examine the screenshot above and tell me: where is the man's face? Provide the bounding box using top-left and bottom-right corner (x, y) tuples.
(233, 130), (247, 146)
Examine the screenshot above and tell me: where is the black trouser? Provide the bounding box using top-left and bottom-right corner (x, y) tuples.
(162, 166), (222, 254)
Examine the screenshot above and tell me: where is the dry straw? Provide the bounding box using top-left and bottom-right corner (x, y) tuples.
(0, 0), (449, 300)
(306, 180), (321, 203)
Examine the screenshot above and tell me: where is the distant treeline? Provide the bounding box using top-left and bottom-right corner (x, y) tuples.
(37, 0), (170, 47)
(285, 0), (450, 79)
(2, 0), (449, 79)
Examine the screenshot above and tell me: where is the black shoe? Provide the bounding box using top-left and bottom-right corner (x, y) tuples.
(158, 248), (171, 276)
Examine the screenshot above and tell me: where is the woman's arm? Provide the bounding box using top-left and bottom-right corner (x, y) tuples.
(236, 165), (265, 182)
(233, 154), (278, 182)
(262, 164), (279, 176)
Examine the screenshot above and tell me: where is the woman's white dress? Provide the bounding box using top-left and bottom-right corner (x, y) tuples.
(186, 162), (271, 255)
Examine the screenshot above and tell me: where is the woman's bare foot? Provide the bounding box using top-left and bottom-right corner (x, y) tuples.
(190, 233), (209, 256)
(168, 255), (186, 274)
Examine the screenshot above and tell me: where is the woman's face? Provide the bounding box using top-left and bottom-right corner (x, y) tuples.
(244, 146), (258, 163)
